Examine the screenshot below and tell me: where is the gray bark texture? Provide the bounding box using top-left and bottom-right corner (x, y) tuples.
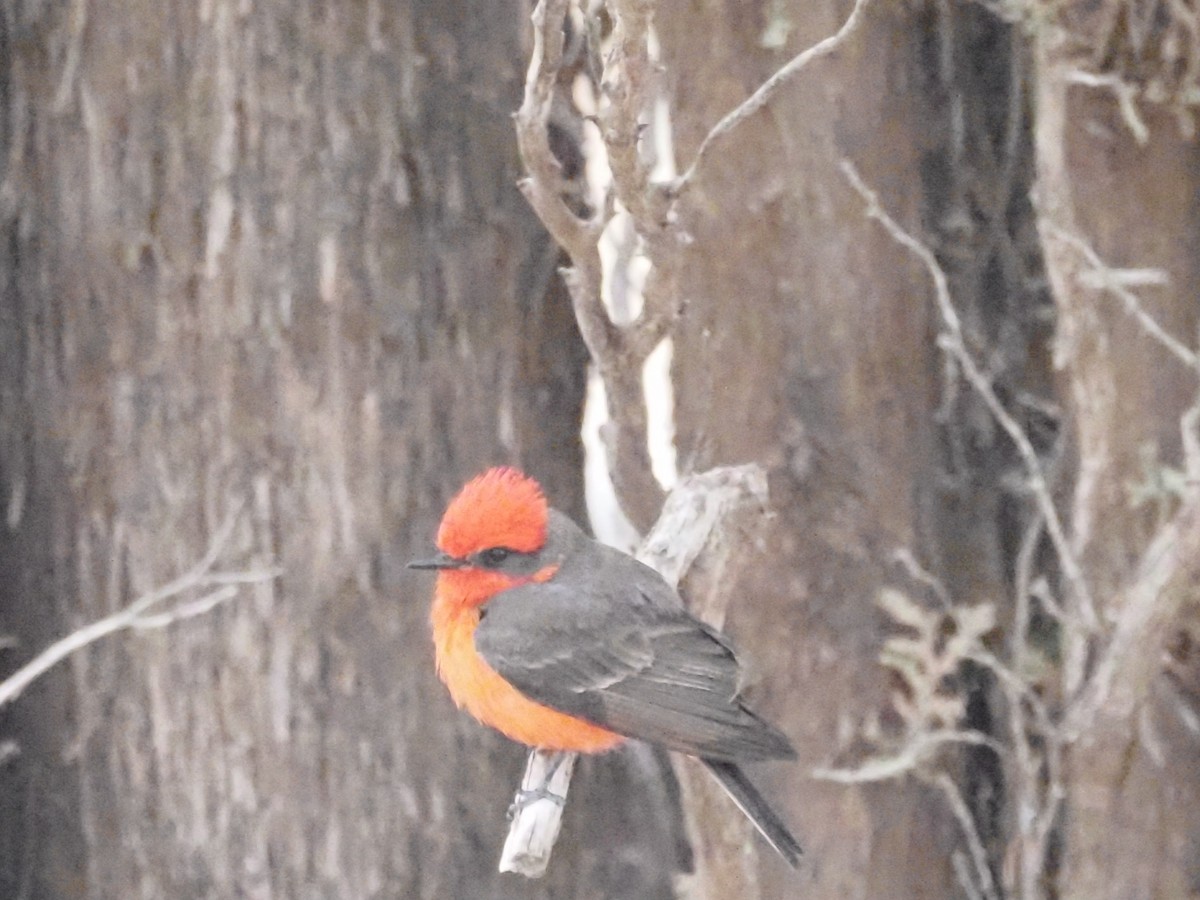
(0, 1), (678, 898)
(2, 0), (1200, 898)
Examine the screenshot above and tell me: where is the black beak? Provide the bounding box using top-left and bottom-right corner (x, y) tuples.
(407, 552), (464, 571)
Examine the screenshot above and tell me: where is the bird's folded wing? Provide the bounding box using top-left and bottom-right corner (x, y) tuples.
(474, 580), (794, 761)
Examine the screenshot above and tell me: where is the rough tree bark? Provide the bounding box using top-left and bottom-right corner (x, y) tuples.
(0, 1), (680, 898)
(515, 0), (1042, 897)
(5, 0), (1199, 897)
(658, 2), (967, 897)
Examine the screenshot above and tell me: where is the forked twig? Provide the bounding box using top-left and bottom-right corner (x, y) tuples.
(0, 504), (277, 710)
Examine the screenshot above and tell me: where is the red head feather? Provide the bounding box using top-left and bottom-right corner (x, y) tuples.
(436, 467), (548, 559)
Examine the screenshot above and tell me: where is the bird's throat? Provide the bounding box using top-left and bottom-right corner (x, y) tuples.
(433, 569), (514, 610)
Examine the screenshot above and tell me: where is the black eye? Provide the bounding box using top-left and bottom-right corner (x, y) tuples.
(480, 547), (511, 567)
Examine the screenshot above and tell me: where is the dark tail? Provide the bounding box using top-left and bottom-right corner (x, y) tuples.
(701, 759), (803, 868)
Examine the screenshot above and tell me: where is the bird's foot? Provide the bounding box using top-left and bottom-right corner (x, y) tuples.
(507, 785), (567, 821)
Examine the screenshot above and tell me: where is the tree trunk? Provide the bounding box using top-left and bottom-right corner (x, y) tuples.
(657, 2), (986, 897)
(0, 1), (678, 897)
(6, 1), (1200, 897)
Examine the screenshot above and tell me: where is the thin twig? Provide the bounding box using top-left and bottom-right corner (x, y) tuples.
(925, 771), (1001, 900)
(953, 851), (986, 900)
(0, 505), (277, 710)
(971, 641), (1067, 877)
(988, 644), (1041, 900)
(1182, 399), (1200, 481)
(1063, 69), (1149, 144)
(1064, 442), (1200, 735)
(675, 0), (873, 191)
(1043, 222), (1198, 371)
(1010, 500), (1045, 670)
(811, 728), (1006, 784)
(997, 480), (1066, 897)
(129, 586), (240, 630)
(892, 547), (954, 610)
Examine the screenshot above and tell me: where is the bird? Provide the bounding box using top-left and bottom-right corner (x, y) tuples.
(408, 466), (802, 866)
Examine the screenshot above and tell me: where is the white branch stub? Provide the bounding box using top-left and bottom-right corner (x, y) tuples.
(498, 750), (579, 877)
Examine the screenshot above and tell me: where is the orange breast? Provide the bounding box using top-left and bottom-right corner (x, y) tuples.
(432, 602), (624, 754)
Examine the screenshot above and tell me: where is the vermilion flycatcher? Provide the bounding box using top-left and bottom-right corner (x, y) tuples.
(409, 466), (801, 866)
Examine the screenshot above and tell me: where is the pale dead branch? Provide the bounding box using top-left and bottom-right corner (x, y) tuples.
(498, 750), (578, 877)
(811, 728), (1005, 785)
(971, 647), (1064, 900)
(520, 0), (874, 531)
(1063, 405), (1200, 737)
(515, 0), (599, 264)
(891, 547), (954, 609)
(0, 503), (278, 711)
(837, 162), (1101, 899)
(675, 0), (875, 192)
(515, 0), (671, 530)
(598, 0), (668, 230)
(924, 771), (1001, 900)
(1063, 70), (1149, 144)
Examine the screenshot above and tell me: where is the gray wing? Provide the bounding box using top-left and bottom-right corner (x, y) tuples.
(474, 560), (794, 762)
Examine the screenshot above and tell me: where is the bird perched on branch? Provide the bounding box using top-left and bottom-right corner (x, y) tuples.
(409, 466), (802, 866)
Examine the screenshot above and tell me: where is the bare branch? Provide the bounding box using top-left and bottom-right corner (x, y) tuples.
(675, 0), (874, 192)
(516, 0), (671, 530)
(953, 852), (986, 900)
(1010, 499), (1045, 667)
(972, 641), (1065, 900)
(1064, 469), (1200, 737)
(128, 497), (245, 615)
(637, 463), (768, 598)
(891, 547), (954, 610)
(811, 729), (1005, 785)
(840, 159), (1098, 634)
(1183, 398), (1200, 481)
(569, 274), (666, 533)
(1063, 70), (1149, 144)
(129, 586), (240, 630)
(924, 771), (1001, 900)
(515, 0), (601, 263)
(0, 504), (278, 710)
(598, 0), (668, 230)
